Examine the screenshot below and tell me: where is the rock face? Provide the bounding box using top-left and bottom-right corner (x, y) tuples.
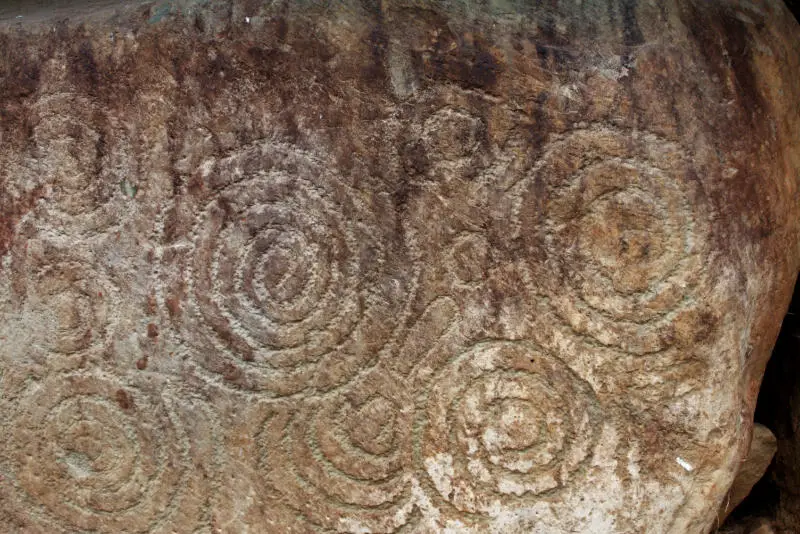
(718, 424), (778, 524)
(0, 1), (798, 533)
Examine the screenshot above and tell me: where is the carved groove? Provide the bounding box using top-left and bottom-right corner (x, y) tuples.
(0, 372), (204, 533)
(417, 341), (601, 517)
(170, 142), (406, 396)
(522, 126), (710, 354)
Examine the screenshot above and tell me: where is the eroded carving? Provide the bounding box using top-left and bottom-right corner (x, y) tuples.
(0, 371), (211, 533)
(418, 341), (601, 518)
(521, 125), (711, 354)
(0, 2), (797, 533)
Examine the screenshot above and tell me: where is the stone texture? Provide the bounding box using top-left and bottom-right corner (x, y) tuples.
(718, 424), (778, 524)
(0, 1), (798, 533)
(717, 517), (777, 534)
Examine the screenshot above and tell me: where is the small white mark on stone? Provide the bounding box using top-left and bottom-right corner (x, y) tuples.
(676, 457), (694, 472)
(467, 458), (491, 483)
(245, 16), (250, 24)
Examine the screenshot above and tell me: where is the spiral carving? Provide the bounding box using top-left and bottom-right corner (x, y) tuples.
(0, 5), (783, 532)
(259, 369), (416, 532)
(0, 372), (203, 533)
(175, 141), (406, 396)
(522, 126), (709, 354)
(29, 93), (118, 234)
(0, 242), (119, 363)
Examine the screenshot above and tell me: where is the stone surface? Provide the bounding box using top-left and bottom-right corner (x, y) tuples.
(718, 424), (778, 524)
(0, 1), (799, 533)
(752, 524), (778, 534)
(717, 517), (777, 534)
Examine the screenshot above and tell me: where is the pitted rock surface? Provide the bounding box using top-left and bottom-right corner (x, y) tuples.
(0, 1), (799, 533)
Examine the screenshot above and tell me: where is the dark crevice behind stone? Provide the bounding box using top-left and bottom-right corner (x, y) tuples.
(785, 0), (800, 23)
(721, 276), (800, 532)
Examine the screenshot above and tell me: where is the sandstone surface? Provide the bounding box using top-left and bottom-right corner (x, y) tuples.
(718, 424), (777, 524)
(0, 1), (799, 533)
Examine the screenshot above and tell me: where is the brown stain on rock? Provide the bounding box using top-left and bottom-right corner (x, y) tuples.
(0, 1), (797, 533)
(683, 1), (769, 126)
(147, 323), (159, 338)
(115, 388), (134, 411)
(0, 186), (45, 268)
(423, 30), (501, 90)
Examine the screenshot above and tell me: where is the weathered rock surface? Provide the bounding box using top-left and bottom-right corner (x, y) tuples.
(718, 517), (777, 534)
(718, 424), (778, 524)
(0, 1), (798, 533)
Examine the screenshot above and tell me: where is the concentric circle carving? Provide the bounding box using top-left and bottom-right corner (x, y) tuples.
(174, 142), (405, 396)
(524, 126), (709, 354)
(259, 369), (416, 532)
(1, 243), (119, 363)
(418, 341), (601, 516)
(31, 261), (116, 356)
(0, 372), (199, 533)
(28, 93), (118, 234)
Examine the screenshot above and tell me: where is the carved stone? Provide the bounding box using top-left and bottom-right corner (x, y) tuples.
(0, 1), (798, 533)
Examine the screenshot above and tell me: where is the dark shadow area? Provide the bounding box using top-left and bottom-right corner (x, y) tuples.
(786, 0), (800, 23)
(722, 277), (800, 532)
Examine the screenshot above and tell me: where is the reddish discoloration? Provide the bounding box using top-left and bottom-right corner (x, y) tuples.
(0, 186), (45, 268)
(0, 2), (797, 533)
(165, 294), (181, 319)
(115, 388), (134, 410)
(147, 323), (159, 338)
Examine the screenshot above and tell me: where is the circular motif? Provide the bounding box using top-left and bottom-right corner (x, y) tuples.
(525, 126), (709, 354)
(0, 372), (197, 533)
(0, 242), (119, 363)
(175, 141), (406, 396)
(31, 261), (115, 356)
(260, 369), (415, 532)
(418, 341), (601, 516)
(422, 108), (485, 162)
(28, 93), (118, 234)
(400, 106), (489, 191)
